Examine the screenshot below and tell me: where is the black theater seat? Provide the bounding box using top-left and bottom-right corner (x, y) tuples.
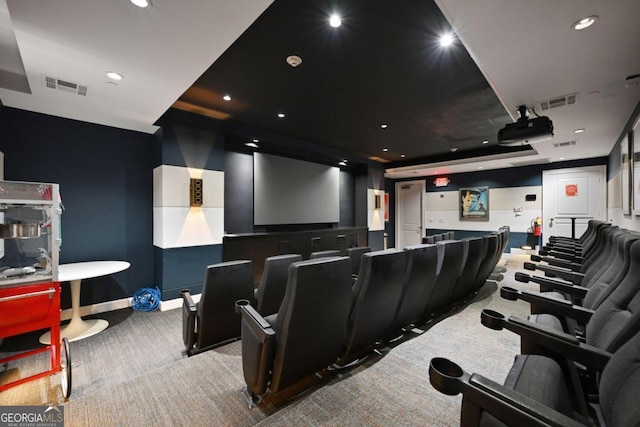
(393, 243), (438, 332)
(236, 257), (352, 404)
(429, 328), (640, 427)
(449, 237), (485, 305)
(181, 260), (254, 356)
(254, 254), (302, 316)
(340, 249), (407, 364)
(423, 240), (464, 318)
(309, 249), (341, 259)
(347, 246), (371, 278)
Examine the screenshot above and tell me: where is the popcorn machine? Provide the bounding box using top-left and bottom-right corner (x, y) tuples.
(0, 180), (71, 398)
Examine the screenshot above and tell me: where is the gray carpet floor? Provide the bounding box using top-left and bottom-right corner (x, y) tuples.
(0, 254), (538, 426)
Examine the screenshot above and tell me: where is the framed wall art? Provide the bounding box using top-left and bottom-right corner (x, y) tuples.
(460, 186), (489, 221)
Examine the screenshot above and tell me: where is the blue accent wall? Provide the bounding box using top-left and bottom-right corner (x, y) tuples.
(0, 107), (154, 308)
(154, 244), (222, 300)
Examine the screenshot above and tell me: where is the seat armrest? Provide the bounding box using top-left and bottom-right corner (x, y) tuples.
(530, 255), (582, 272)
(524, 261), (584, 284)
(500, 286), (593, 324)
(181, 289), (197, 352)
(481, 309), (611, 371)
(428, 358), (584, 427)
(236, 300), (276, 397)
(515, 272), (588, 299)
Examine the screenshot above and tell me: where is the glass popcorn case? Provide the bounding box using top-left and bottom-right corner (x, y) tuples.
(0, 180), (61, 286)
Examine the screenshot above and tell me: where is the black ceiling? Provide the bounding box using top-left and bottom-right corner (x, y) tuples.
(169, 0), (530, 167)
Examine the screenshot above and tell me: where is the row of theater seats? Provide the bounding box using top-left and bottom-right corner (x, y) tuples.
(234, 226), (510, 404)
(182, 227), (509, 399)
(180, 246), (372, 356)
(429, 220), (640, 426)
(422, 231), (456, 244)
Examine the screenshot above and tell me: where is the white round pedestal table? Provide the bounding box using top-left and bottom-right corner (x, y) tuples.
(40, 261), (130, 344)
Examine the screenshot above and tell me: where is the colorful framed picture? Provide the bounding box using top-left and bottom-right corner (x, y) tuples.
(460, 186), (489, 221)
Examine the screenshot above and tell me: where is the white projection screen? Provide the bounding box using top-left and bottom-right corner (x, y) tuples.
(254, 153), (340, 225)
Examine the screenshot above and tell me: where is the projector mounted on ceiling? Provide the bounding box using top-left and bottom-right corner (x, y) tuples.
(498, 105), (553, 146)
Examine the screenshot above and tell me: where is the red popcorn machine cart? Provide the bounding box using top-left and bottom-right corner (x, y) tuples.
(0, 181), (71, 398)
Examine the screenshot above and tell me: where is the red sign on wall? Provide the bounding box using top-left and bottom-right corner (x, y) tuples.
(565, 184), (578, 196)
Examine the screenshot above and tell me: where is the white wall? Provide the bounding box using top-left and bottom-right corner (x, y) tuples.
(607, 169), (640, 232)
(425, 185), (542, 233)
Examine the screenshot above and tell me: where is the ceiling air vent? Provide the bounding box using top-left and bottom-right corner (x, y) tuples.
(553, 140), (577, 148)
(509, 158), (552, 167)
(44, 76), (88, 96)
(540, 92), (578, 111)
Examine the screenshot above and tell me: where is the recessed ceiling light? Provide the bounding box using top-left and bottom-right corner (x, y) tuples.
(223, 95), (231, 101)
(329, 14), (342, 28)
(572, 15), (597, 30)
(482, 140), (489, 144)
(338, 161), (347, 166)
(401, 154), (406, 158)
(252, 139), (259, 143)
(383, 148), (389, 152)
(439, 33), (454, 47)
(380, 124), (388, 129)
(106, 71), (123, 81)
(245, 142), (258, 148)
(277, 113), (285, 118)
(450, 147), (457, 152)
(130, 0), (150, 8)
(574, 128), (585, 133)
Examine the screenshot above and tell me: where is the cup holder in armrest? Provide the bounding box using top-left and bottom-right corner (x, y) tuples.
(523, 262), (536, 271)
(514, 272), (530, 283)
(500, 286), (519, 301)
(481, 309), (506, 330)
(235, 299), (251, 314)
(429, 357), (468, 396)
(530, 254), (542, 262)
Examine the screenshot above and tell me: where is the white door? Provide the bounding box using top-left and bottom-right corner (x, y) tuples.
(396, 180), (425, 248)
(542, 165), (606, 245)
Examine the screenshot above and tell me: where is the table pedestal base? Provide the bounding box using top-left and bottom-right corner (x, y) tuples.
(40, 318), (109, 344)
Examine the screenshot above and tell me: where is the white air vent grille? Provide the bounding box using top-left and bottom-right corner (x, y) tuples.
(43, 76), (88, 96)
(540, 93), (578, 111)
(553, 140), (577, 148)
(509, 158), (552, 167)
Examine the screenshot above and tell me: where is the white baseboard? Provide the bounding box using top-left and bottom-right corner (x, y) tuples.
(61, 297), (133, 321)
(60, 293), (202, 319)
(160, 293), (201, 311)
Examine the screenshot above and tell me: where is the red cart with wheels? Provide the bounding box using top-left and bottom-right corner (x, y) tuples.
(0, 281), (71, 399)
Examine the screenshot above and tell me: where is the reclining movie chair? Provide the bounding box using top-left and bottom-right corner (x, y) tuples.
(347, 246), (371, 278)
(254, 254), (302, 316)
(392, 243), (438, 333)
(470, 234), (498, 293)
(309, 249), (341, 259)
(340, 249), (407, 365)
(236, 257), (352, 404)
(182, 260), (254, 356)
(428, 326), (640, 427)
(449, 237), (485, 306)
(423, 240), (464, 318)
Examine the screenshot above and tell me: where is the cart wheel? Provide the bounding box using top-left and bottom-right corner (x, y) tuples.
(60, 338), (72, 399)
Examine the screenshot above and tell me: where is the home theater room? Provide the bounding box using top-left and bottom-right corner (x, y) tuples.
(1, 0), (639, 426)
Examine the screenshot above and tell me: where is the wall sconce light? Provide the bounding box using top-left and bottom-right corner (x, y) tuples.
(190, 178), (203, 207)
(374, 194), (381, 209)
